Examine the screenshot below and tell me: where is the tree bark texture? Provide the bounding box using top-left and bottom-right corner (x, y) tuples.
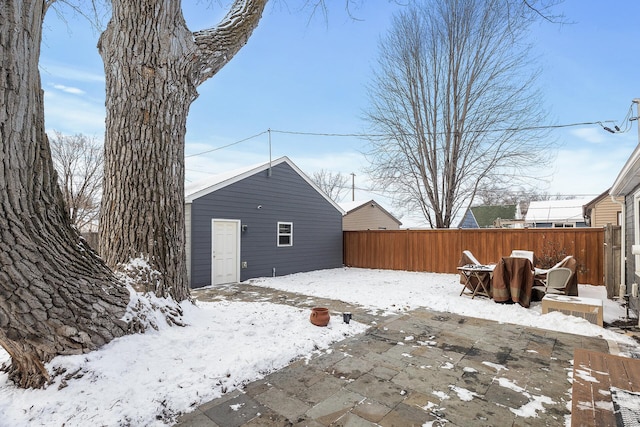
(0, 1), (131, 388)
(98, 0), (267, 301)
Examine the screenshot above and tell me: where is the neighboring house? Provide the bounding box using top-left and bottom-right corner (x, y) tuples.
(185, 157), (344, 288)
(339, 200), (402, 231)
(583, 188), (623, 227)
(458, 204), (519, 228)
(525, 198), (591, 228)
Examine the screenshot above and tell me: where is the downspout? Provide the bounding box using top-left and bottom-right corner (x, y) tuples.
(611, 195), (625, 299)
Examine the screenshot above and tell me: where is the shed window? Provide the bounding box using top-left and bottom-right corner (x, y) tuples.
(277, 222), (293, 247)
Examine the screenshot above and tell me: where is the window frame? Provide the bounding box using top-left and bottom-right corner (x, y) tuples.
(277, 221), (293, 247)
(553, 222), (575, 228)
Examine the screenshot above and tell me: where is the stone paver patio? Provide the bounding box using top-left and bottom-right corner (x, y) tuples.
(175, 283), (614, 426)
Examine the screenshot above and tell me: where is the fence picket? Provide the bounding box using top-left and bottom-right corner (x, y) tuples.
(344, 228), (605, 286)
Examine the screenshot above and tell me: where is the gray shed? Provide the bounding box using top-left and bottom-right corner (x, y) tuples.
(185, 157), (344, 288)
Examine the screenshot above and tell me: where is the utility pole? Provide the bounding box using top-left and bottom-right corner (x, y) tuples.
(633, 99), (640, 144)
(351, 173), (356, 201)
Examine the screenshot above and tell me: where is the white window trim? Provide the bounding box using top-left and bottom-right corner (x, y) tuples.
(277, 221), (293, 247)
(552, 222), (575, 228)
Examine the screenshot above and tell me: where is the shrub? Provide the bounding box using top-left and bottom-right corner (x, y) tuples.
(537, 240), (568, 269)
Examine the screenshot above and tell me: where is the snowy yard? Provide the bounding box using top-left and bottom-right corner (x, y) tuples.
(0, 267), (636, 426)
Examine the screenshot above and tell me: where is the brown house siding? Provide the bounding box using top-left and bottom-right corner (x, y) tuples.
(343, 204), (401, 231)
(590, 196), (623, 227)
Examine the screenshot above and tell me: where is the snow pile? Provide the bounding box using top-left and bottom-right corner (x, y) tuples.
(0, 300), (366, 426)
(117, 256), (187, 330)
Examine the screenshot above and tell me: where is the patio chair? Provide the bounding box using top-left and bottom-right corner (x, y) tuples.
(532, 267), (572, 296)
(460, 250), (482, 267)
(534, 255), (573, 277)
(533, 256), (578, 297)
(510, 250), (534, 265)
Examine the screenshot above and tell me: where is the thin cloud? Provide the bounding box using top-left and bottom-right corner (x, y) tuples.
(570, 127), (607, 144)
(551, 147), (629, 195)
(39, 62), (105, 84)
(43, 91), (105, 135)
(51, 83), (85, 95)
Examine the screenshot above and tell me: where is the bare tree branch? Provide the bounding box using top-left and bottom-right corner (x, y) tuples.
(192, 0), (268, 87)
(49, 131), (103, 231)
(522, 0), (566, 24)
(311, 169), (350, 203)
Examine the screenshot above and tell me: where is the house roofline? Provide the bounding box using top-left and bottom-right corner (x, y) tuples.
(611, 143), (640, 195)
(343, 200), (402, 225)
(185, 156), (345, 214)
(584, 188), (612, 208)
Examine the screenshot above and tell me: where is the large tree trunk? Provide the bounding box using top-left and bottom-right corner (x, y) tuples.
(0, 1), (131, 389)
(97, 0), (267, 301)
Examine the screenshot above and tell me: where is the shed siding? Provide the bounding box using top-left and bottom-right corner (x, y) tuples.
(592, 197), (622, 227)
(189, 162), (343, 288)
(343, 205), (401, 230)
(185, 203), (192, 285)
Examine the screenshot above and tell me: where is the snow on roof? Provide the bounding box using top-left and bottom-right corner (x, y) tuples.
(525, 198), (591, 223)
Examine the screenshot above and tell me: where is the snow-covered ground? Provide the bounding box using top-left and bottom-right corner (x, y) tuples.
(250, 268), (633, 344)
(0, 267), (636, 426)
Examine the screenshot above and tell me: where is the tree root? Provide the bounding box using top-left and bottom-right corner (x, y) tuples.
(0, 342), (50, 389)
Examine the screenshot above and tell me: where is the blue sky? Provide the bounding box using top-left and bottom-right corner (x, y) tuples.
(39, 1), (640, 224)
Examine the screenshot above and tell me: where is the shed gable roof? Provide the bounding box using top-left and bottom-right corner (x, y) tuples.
(185, 156), (344, 214)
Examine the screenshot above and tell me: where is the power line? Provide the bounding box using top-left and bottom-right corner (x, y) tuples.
(185, 130), (268, 158)
(269, 129), (382, 138)
(270, 120), (618, 138)
(184, 119), (621, 158)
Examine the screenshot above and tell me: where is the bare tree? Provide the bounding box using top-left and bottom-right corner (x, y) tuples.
(365, 0), (554, 228)
(49, 131), (103, 231)
(311, 170), (349, 202)
(0, 1), (131, 389)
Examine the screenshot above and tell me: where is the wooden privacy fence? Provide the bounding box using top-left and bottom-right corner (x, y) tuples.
(343, 228), (605, 286)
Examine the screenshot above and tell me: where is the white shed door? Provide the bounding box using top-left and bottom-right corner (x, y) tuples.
(212, 219), (240, 285)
